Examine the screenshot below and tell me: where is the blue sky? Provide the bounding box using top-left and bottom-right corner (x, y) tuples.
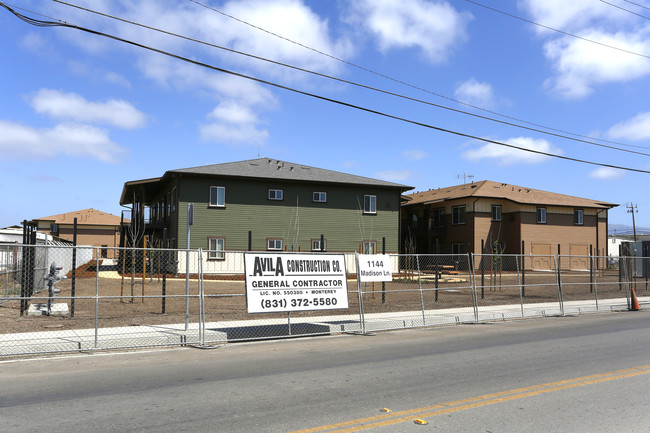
(1, 0), (650, 230)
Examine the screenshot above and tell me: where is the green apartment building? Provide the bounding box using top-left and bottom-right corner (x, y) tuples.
(120, 158), (413, 258)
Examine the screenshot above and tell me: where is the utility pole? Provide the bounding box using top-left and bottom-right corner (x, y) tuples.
(627, 203), (638, 242)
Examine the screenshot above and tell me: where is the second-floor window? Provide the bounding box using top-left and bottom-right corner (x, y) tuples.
(537, 207), (547, 224)
(574, 209), (584, 225)
(267, 239), (283, 251)
(312, 239), (327, 251)
(433, 208), (445, 227)
(210, 186), (225, 207)
(491, 205), (502, 221)
(364, 195), (377, 214)
(452, 205), (466, 225)
(313, 192), (327, 203)
(268, 189), (283, 200)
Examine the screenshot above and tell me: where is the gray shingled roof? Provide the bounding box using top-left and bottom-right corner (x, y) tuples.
(404, 180), (617, 209)
(169, 158), (413, 190)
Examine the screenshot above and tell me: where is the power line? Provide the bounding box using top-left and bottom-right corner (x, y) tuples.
(624, 0), (650, 12)
(48, 0), (650, 157)
(3, 2), (650, 175)
(601, 0), (650, 20)
(465, 0), (650, 60)
(185, 0), (649, 152)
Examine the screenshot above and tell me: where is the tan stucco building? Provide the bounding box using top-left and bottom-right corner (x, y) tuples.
(31, 208), (123, 258)
(401, 181), (617, 268)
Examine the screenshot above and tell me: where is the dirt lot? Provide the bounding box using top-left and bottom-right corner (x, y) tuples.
(0, 270), (644, 335)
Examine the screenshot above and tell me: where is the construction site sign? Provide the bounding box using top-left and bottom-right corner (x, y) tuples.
(244, 253), (349, 313)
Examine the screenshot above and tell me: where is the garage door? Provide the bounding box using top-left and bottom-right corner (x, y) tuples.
(569, 244), (589, 270)
(530, 243), (552, 270)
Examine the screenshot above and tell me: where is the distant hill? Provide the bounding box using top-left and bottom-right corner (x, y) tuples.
(609, 224), (650, 236)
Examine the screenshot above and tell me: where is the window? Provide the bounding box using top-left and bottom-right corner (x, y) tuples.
(362, 241), (377, 254)
(452, 205), (466, 225)
(574, 209), (584, 225)
(452, 243), (466, 254)
(209, 186), (225, 207)
(411, 213), (418, 228)
(267, 239), (283, 251)
(433, 208), (445, 227)
(491, 205), (502, 221)
(101, 245), (108, 258)
(536, 207), (547, 224)
(312, 239), (327, 251)
(364, 195), (377, 214)
(171, 187), (177, 213)
(268, 189), (283, 200)
(208, 238), (225, 260)
(313, 192), (327, 203)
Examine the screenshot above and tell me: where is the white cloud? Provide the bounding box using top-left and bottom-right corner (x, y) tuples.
(589, 167), (624, 179)
(349, 0), (472, 62)
(454, 79), (495, 107)
(0, 121), (127, 163)
(376, 170), (412, 182)
(543, 32), (650, 99)
(520, 0), (650, 99)
(402, 150), (428, 161)
(200, 100), (269, 145)
(607, 112), (650, 141)
(29, 89), (146, 129)
(462, 136), (560, 165)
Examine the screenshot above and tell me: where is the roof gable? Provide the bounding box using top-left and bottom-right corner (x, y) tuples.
(404, 180), (617, 209)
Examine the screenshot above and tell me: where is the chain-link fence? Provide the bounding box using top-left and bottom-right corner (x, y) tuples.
(1, 246), (646, 357)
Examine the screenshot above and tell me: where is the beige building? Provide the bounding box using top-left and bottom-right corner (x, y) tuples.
(401, 181), (617, 268)
(31, 209), (123, 258)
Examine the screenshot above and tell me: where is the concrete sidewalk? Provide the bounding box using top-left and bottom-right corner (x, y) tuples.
(1, 297), (646, 357)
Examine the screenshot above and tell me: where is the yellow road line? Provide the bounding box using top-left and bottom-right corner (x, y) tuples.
(289, 364), (650, 433)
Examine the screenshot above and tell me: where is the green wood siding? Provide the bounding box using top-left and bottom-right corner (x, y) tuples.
(175, 176), (401, 253)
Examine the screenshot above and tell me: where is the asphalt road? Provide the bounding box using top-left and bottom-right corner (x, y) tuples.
(1, 311), (649, 432)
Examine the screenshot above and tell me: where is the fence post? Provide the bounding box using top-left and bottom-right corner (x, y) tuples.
(162, 228), (167, 314)
(416, 254), (425, 326)
(95, 247), (99, 349)
(521, 240), (525, 297)
(480, 239), (485, 299)
(469, 253), (479, 322)
(381, 237), (386, 304)
(589, 244), (593, 294)
(354, 252), (366, 334)
(555, 252), (564, 316)
(71, 218), (77, 318)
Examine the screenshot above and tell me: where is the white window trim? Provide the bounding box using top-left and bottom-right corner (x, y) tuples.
(311, 239), (327, 251)
(268, 189), (283, 201)
(362, 240), (377, 254)
(537, 207), (547, 224)
(208, 237), (225, 260)
(209, 186), (226, 207)
(267, 239), (283, 251)
(363, 195), (377, 214)
(313, 192), (327, 203)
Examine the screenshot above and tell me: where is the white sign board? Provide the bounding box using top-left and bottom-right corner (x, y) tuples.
(357, 254), (393, 282)
(244, 253), (348, 313)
